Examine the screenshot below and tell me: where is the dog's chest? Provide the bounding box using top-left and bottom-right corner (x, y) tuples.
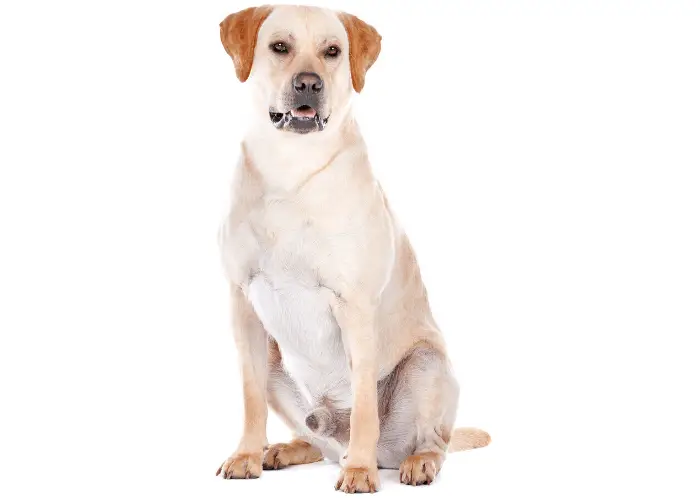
(225, 195), (351, 406)
(248, 272), (350, 406)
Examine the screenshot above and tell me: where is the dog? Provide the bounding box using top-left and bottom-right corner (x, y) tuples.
(216, 5), (490, 493)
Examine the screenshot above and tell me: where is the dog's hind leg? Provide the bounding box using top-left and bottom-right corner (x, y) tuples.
(375, 342), (462, 485)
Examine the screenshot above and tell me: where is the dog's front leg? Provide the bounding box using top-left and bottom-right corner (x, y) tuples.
(216, 285), (268, 479)
(333, 299), (381, 493)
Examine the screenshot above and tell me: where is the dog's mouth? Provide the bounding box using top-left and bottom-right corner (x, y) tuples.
(269, 106), (329, 133)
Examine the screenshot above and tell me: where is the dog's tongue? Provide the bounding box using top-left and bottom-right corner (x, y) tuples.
(291, 106), (316, 118)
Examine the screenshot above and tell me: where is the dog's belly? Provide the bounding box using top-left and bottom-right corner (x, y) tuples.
(248, 273), (352, 409)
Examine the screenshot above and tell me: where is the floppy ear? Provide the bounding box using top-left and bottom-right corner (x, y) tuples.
(339, 13), (382, 93)
(220, 6), (273, 82)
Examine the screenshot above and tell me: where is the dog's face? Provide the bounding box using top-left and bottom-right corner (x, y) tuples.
(220, 6), (381, 134)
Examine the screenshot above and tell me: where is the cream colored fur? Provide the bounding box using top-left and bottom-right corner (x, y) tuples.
(216, 5), (490, 493)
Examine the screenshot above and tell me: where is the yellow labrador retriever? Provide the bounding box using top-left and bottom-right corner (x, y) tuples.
(216, 5), (490, 493)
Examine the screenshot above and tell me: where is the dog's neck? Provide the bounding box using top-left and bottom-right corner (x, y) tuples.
(243, 106), (363, 192)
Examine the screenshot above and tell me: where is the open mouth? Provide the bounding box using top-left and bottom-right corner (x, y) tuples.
(269, 105), (329, 133)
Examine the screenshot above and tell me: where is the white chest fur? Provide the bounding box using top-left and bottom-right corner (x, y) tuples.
(221, 192), (353, 409)
(248, 273), (351, 407)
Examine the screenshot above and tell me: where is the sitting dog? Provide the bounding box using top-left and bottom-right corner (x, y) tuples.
(216, 5), (490, 493)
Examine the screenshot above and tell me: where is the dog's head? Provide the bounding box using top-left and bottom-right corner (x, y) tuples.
(220, 5), (381, 134)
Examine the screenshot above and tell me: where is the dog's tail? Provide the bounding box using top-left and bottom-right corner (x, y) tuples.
(448, 427), (491, 452)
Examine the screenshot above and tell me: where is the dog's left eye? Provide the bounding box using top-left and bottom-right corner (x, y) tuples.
(270, 42), (289, 54)
(325, 46), (340, 58)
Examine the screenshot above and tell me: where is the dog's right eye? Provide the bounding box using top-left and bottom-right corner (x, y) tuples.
(270, 42), (289, 54)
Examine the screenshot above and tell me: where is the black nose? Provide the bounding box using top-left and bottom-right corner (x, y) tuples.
(293, 72), (323, 94)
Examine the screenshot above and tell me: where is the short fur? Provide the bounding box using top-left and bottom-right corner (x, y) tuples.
(338, 13), (382, 93)
(220, 6), (273, 82)
(216, 5), (490, 493)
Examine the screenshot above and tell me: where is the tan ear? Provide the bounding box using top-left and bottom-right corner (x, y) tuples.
(339, 13), (382, 92)
(220, 6), (273, 82)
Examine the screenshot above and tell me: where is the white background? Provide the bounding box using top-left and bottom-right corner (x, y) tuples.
(1, 1), (699, 498)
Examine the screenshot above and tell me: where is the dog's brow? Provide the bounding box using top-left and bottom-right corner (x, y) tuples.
(318, 36), (341, 46)
(269, 31), (295, 42)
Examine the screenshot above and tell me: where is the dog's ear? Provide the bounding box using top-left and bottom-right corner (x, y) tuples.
(339, 13), (381, 93)
(220, 6), (273, 82)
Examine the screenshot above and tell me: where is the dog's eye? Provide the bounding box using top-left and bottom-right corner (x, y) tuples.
(270, 42), (289, 54)
(325, 46), (340, 58)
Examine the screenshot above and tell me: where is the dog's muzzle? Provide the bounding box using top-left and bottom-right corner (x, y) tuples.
(269, 72), (330, 133)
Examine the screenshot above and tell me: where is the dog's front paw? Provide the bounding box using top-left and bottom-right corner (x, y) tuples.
(335, 466), (379, 493)
(216, 451), (263, 479)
